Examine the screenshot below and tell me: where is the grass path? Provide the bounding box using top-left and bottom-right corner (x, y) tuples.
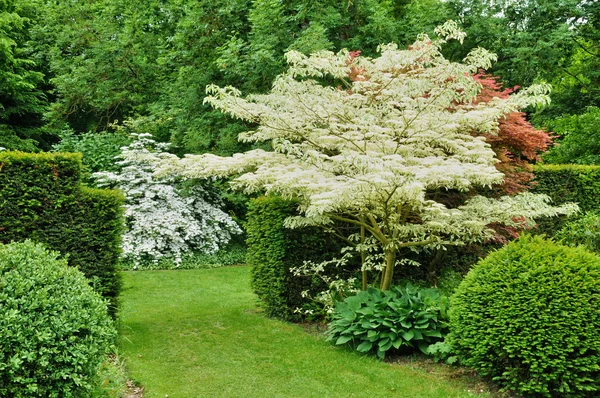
(119, 267), (480, 398)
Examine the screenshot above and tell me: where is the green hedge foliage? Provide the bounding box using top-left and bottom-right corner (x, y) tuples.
(327, 284), (449, 359)
(246, 196), (349, 320)
(0, 241), (116, 398)
(0, 151), (124, 312)
(533, 164), (600, 213)
(555, 212), (600, 254)
(532, 164), (600, 234)
(449, 235), (600, 397)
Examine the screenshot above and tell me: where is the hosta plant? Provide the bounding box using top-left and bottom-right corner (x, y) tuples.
(326, 284), (449, 358)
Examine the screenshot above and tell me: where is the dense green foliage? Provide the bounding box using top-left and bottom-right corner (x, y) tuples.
(17, 0), (448, 155)
(543, 108), (600, 165)
(0, 0), (51, 151)
(555, 212), (600, 254)
(0, 241), (116, 398)
(327, 284), (449, 359)
(450, 235), (600, 397)
(533, 164), (600, 213)
(0, 151), (124, 311)
(2, 0), (599, 160)
(531, 164), (600, 235)
(246, 196), (348, 320)
(52, 131), (131, 179)
(448, 0), (600, 119)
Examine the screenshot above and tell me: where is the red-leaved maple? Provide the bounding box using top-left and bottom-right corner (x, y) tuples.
(473, 72), (552, 195)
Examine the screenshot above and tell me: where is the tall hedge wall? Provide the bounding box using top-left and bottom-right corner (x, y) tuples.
(246, 196), (350, 320)
(0, 151), (124, 313)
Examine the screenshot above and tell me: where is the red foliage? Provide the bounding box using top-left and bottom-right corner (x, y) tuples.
(472, 72), (553, 195)
(346, 50), (368, 83)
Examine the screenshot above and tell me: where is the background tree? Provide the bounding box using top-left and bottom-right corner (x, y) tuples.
(158, 25), (575, 290)
(447, 0), (600, 120)
(19, 0), (449, 156)
(0, 0), (50, 151)
(542, 107), (600, 165)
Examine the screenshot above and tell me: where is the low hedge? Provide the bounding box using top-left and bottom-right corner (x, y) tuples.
(0, 240), (116, 397)
(246, 196), (350, 320)
(449, 235), (600, 397)
(0, 151), (124, 313)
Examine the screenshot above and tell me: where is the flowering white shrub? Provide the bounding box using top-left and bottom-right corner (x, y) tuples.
(95, 134), (241, 266)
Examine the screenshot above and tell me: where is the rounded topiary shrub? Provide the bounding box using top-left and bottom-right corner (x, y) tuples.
(449, 235), (600, 397)
(0, 241), (116, 397)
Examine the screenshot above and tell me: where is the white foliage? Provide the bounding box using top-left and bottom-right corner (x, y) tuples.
(95, 134), (241, 266)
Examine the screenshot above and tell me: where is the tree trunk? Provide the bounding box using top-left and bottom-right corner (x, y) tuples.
(361, 224), (367, 290)
(380, 249), (397, 290)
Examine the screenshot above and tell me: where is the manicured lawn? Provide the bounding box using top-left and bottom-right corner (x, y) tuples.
(119, 267), (483, 398)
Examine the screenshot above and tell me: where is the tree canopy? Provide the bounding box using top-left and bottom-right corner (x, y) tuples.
(0, 0), (48, 151)
(158, 24), (575, 289)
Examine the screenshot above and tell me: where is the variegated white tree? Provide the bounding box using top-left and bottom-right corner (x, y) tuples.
(158, 22), (576, 289)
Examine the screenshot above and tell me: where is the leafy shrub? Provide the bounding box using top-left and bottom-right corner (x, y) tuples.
(532, 164), (600, 235)
(555, 212), (600, 254)
(0, 241), (116, 398)
(327, 284), (449, 359)
(91, 353), (128, 398)
(246, 195), (350, 320)
(94, 134), (241, 266)
(533, 164), (600, 214)
(449, 235), (600, 397)
(0, 151), (124, 313)
(53, 131), (131, 180)
(542, 107), (600, 165)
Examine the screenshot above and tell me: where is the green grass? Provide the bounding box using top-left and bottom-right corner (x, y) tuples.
(118, 267), (484, 398)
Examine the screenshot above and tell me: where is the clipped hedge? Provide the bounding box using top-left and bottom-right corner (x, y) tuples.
(0, 240), (116, 398)
(533, 164), (600, 213)
(0, 151), (124, 312)
(450, 235), (600, 397)
(532, 164), (600, 234)
(246, 196), (349, 320)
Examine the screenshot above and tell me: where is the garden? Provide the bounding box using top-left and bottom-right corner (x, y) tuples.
(2, 1), (600, 397)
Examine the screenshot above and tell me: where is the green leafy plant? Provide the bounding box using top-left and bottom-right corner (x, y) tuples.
(327, 284), (449, 359)
(91, 353), (129, 398)
(533, 164), (600, 214)
(555, 212), (600, 254)
(449, 235), (600, 397)
(542, 107), (600, 165)
(0, 241), (116, 398)
(53, 131), (131, 180)
(532, 164), (600, 235)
